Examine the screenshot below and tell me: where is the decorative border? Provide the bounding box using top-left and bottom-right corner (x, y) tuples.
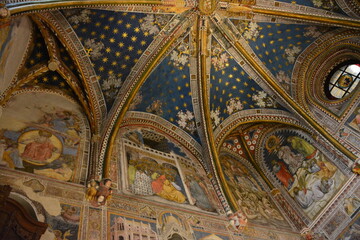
(292, 28), (360, 121)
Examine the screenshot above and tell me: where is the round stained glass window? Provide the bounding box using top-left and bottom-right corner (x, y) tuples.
(326, 63), (360, 100)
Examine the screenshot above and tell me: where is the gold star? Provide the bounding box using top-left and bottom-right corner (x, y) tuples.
(117, 20), (123, 24)
(42, 77), (48, 82)
(102, 57), (108, 63)
(108, 16), (114, 21)
(134, 27), (140, 33)
(140, 40), (146, 46)
(118, 42), (124, 47)
(137, 50), (143, 55)
(128, 46), (134, 51)
(125, 23), (131, 29)
(104, 25), (110, 30)
(115, 51), (121, 57)
(112, 61), (117, 66)
(109, 38), (115, 43)
(122, 32), (128, 38)
(124, 55), (130, 60)
(131, 14), (136, 19)
(131, 36), (137, 42)
(100, 34), (105, 39)
(113, 29), (119, 34)
(121, 64), (127, 69)
(106, 48), (111, 53)
(99, 66), (104, 71)
(95, 22), (101, 27)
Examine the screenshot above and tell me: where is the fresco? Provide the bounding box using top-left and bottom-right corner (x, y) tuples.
(109, 213), (158, 240)
(46, 203), (81, 240)
(133, 36), (200, 142)
(123, 129), (218, 212)
(158, 212), (194, 239)
(343, 196), (360, 216)
(0, 92), (85, 182)
(337, 215), (360, 240)
(0, 16), (32, 95)
(262, 130), (347, 219)
(219, 155), (291, 229)
(194, 231), (229, 240)
(87, 208), (102, 240)
(209, 39), (288, 129)
(347, 105), (360, 133)
(63, 9), (172, 109)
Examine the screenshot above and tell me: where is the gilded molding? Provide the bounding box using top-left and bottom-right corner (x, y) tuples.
(31, 16), (95, 130)
(37, 11), (106, 133)
(252, 7), (360, 29)
(7, 0), (192, 15)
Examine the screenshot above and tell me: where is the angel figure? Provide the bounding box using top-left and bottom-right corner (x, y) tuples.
(93, 178), (113, 206)
(85, 179), (99, 201)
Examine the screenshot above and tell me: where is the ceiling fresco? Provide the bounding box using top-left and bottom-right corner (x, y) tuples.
(210, 38), (288, 128)
(231, 21), (335, 93)
(0, 16), (32, 95)
(1, 0), (360, 238)
(132, 35), (200, 141)
(261, 128), (349, 220)
(63, 9), (174, 110)
(24, 25), (49, 69)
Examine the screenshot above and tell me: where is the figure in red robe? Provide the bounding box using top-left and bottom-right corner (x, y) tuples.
(272, 160), (294, 188)
(21, 130), (56, 163)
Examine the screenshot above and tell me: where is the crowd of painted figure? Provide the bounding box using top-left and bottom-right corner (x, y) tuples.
(127, 158), (215, 211)
(270, 136), (339, 210)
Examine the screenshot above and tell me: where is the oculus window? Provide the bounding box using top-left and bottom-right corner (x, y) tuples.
(326, 63), (360, 100)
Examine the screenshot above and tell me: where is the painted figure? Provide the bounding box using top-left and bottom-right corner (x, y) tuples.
(21, 130), (57, 162)
(293, 187), (314, 209)
(186, 175), (214, 211)
(34, 161), (74, 181)
(153, 174), (186, 203)
(287, 136), (316, 159)
(272, 160), (294, 188)
(277, 145), (303, 174)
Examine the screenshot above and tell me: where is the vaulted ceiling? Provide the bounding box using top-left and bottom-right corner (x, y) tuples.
(1, 0), (360, 235)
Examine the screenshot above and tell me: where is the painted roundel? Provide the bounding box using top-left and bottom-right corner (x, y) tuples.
(18, 130), (62, 165)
